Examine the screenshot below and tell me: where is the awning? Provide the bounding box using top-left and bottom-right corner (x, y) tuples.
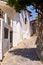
(0, 1), (16, 18)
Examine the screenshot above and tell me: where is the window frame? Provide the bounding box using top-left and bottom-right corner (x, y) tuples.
(4, 28), (8, 39)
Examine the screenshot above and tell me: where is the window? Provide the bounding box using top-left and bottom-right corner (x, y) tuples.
(10, 31), (13, 43)
(4, 28), (8, 39)
(24, 11), (27, 24)
(25, 17), (27, 24)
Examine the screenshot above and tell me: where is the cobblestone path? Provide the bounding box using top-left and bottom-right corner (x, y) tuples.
(1, 35), (43, 65)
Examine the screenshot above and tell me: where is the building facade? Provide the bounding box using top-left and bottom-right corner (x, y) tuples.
(13, 10), (31, 46)
(0, 1), (31, 60)
(0, 9), (13, 60)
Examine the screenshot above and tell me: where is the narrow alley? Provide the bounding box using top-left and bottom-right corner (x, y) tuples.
(1, 35), (43, 65)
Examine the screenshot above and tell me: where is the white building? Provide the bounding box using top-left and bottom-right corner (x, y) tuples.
(13, 10), (31, 46)
(0, 1), (32, 60)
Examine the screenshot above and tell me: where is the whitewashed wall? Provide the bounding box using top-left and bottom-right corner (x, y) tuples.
(0, 10), (31, 60)
(0, 14), (12, 60)
(2, 22), (10, 55)
(0, 7), (14, 60)
(13, 13), (22, 46)
(13, 11), (31, 46)
(20, 11), (31, 39)
(0, 18), (3, 60)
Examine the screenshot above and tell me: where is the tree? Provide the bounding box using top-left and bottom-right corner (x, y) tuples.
(36, 14), (42, 20)
(6, 0), (33, 12)
(7, 0), (43, 15)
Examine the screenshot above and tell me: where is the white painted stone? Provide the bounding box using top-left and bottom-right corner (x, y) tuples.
(10, 19), (13, 27)
(16, 22), (21, 42)
(0, 18), (3, 60)
(13, 10), (31, 46)
(4, 13), (7, 23)
(13, 21), (17, 46)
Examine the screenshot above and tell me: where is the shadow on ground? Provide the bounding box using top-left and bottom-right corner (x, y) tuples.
(9, 48), (40, 61)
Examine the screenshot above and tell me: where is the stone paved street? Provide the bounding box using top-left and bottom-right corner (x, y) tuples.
(1, 35), (43, 65)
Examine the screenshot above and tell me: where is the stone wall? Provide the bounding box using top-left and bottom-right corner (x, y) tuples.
(36, 18), (43, 61)
(30, 20), (36, 35)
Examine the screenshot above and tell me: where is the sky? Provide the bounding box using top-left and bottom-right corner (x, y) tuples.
(27, 5), (37, 21)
